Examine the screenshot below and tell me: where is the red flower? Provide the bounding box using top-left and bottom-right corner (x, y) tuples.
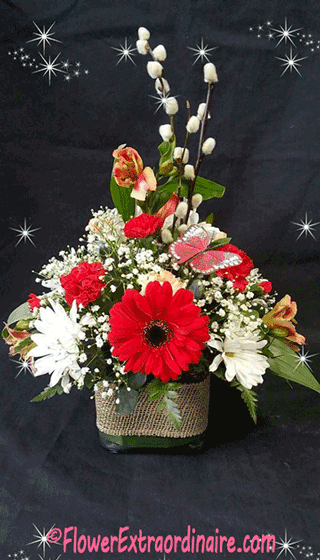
(215, 244), (254, 280)
(28, 293), (41, 311)
(124, 213), (164, 238)
(232, 277), (248, 292)
(260, 281), (272, 294)
(60, 262), (106, 307)
(108, 281), (210, 383)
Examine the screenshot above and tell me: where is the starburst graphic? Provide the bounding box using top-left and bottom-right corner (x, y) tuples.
(294, 347), (319, 372)
(10, 219), (41, 246)
(291, 212), (320, 240)
(10, 358), (33, 377)
(275, 529), (303, 558)
(187, 37), (218, 65)
(276, 46), (308, 76)
(148, 92), (179, 114)
(61, 59), (71, 70)
(33, 52), (65, 85)
(111, 37), (136, 65)
(27, 21), (62, 54)
(27, 525), (56, 557)
(271, 18), (302, 48)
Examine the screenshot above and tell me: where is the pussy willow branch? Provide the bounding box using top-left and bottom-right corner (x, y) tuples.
(171, 103), (191, 234)
(185, 82), (214, 223)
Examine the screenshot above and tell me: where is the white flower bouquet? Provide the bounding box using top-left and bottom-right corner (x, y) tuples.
(3, 27), (319, 449)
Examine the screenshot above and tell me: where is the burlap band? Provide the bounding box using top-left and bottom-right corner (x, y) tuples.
(95, 375), (210, 438)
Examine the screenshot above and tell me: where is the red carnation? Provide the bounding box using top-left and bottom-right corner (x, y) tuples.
(108, 281), (210, 383)
(260, 281), (272, 294)
(60, 262), (106, 307)
(215, 244), (254, 281)
(124, 213), (164, 238)
(232, 277), (248, 292)
(28, 293), (41, 311)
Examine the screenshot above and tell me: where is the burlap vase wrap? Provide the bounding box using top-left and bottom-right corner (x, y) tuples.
(95, 375), (210, 438)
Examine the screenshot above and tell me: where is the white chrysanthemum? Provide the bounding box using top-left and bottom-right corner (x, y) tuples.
(28, 300), (86, 392)
(208, 333), (269, 389)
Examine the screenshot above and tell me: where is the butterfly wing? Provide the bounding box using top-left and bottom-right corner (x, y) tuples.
(169, 225), (210, 264)
(190, 250), (242, 274)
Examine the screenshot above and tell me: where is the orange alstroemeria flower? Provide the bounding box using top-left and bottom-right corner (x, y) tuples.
(262, 294), (306, 352)
(3, 324), (35, 357)
(112, 147), (157, 201)
(155, 193), (178, 220)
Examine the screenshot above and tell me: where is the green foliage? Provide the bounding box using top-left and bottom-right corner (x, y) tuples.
(188, 176), (225, 200)
(146, 378), (182, 430)
(127, 372), (147, 390)
(7, 302), (33, 326)
(211, 237), (232, 248)
(109, 174), (135, 222)
(267, 337), (320, 393)
(116, 385), (139, 415)
(31, 384), (64, 402)
(158, 138), (176, 175)
(206, 213), (214, 224)
(236, 385), (258, 423)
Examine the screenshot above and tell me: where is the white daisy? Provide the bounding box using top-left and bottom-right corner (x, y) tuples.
(28, 300), (86, 392)
(208, 333), (269, 389)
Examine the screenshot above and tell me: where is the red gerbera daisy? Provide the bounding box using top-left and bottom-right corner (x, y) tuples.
(108, 281), (210, 383)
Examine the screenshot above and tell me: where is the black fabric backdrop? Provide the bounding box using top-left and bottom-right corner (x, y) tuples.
(1, 1), (320, 559)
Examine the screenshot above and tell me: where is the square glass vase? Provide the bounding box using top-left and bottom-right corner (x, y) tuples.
(95, 375), (210, 453)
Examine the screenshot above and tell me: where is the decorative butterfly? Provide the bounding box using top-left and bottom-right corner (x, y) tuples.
(169, 224), (242, 274)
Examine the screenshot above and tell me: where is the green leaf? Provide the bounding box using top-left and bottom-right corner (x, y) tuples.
(146, 378), (167, 401)
(205, 213), (214, 224)
(267, 337), (320, 393)
(116, 386), (139, 415)
(146, 379), (182, 430)
(127, 372), (147, 390)
(237, 387), (258, 423)
(162, 391), (182, 431)
(31, 384), (63, 402)
(211, 237), (232, 248)
(7, 302), (33, 326)
(158, 137), (176, 175)
(110, 174), (135, 223)
(191, 176), (225, 200)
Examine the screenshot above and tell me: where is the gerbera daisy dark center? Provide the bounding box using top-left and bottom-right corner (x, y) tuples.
(143, 320), (172, 348)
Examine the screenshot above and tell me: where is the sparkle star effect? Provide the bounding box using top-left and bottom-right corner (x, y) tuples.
(111, 37), (136, 65)
(149, 92), (179, 114)
(10, 358), (33, 377)
(276, 46), (308, 77)
(61, 59), (71, 70)
(275, 530), (303, 558)
(187, 37), (218, 65)
(27, 525), (56, 557)
(10, 219), (41, 246)
(27, 21), (62, 54)
(33, 52), (65, 85)
(294, 346), (319, 372)
(271, 17), (302, 48)
(291, 212), (320, 240)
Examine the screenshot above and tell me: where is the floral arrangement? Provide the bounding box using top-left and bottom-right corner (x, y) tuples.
(3, 27), (319, 431)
